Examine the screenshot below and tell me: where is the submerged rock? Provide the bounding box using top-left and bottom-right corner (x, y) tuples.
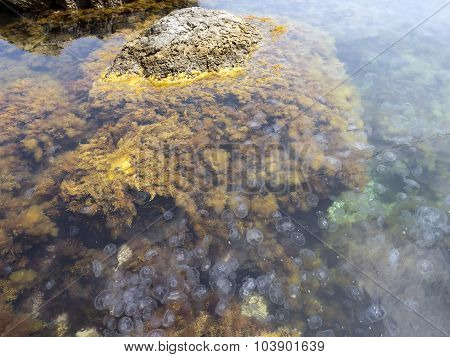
(106, 7), (262, 80)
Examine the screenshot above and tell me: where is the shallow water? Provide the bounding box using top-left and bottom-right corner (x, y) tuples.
(0, 0), (449, 336)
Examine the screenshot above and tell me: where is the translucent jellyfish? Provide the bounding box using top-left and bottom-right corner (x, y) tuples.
(124, 302), (137, 316)
(416, 228), (438, 248)
(144, 249), (159, 260)
(92, 260), (103, 278)
(306, 193), (319, 207)
(152, 285), (169, 302)
(148, 329), (165, 337)
(416, 206), (447, 230)
(215, 299), (230, 317)
(44, 279), (55, 290)
(103, 243), (117, 256)
(293, 257), (303, 267)
(215, 277), (235, 299)
(139, 266), (155, 282)
(275, 308), (290, 324)
(307, 315), (323, 330)
(365, 303), (386, 323)
(396, 192), (408, 201)
(289, 231), (306, 246)
(344, 285), (364, 301)
(105, 316), (116, 331)
(118, 316), (134, 335)
(111, 300), (125, 318)
(142, 307), (155, 321)
(417, 259), (434, 275)
(163, 211), (174, 221)
(192, 284), (208, 302)
(228, 226), (241, 241)
(221, 209), (235, 224)
(376, 164), (388, 175)
(94, 290), (113, 310)
(134, 317), (144, 336)
(317, 216), (329, 230)
(162, 291), (188, 305)
(167, 274), (181, 290)
(242, 277), (256, 292)
(246, 228), (264, 246)
(138, 296), (157, 311)
(299, 248), (316, 262)
(269, 282), (286, 305)
(315, 267), (329, 282)
(127, 273), (140, 286)
(256, 275), (271, 295)
(382, 151), (396, 162)
(233, 202), (248, 219)
(163, 309), (176, 328)
(288, 284), (300, 299)
(276, 217), (294, 233)
(403, 178), (420, 193)
(300, 271), (312, 283)
(168, 234), (184, 248)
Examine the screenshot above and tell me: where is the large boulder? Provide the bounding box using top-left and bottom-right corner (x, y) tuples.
(106, 7), (262, 80)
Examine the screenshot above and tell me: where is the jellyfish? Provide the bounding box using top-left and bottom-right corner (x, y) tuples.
(192, 285), (208, 302)
(111, 300), (125, 318)
(118, 316), (134, 335)
(344, 285), (364, 301)
(365, 303), (386, 323)
(289, 231), (306, 246)
(275, 308), (290, 324)
(215, 299), (230, 317)
(246, 228), (264, 246)
(307, 315), (323, 330)
(269, 282), (285, 305)
(256, 275), (271, 295)
(317, 216), (329, 230)
(276, 217), (294, 233)
(148, 329), (165, 337)
(233, 202), (249, 219)
(221, 209), (235, 224)
(69, 225), (80, 237)
(168, 234), (184, 248)
(163, 309), (176, 328)
(163, 211), (174, 221)
(124, 302), (137, 316)
(417, 259), (434, 275)
(92, 260), (103, 278)
(44, 279), (55, 290)
(382, 151), (396, 162)
(228, 226), (241, 241)
(103, 243), (117, 256)
(134, 317), (144, 336)
(144, 249), (159, 261)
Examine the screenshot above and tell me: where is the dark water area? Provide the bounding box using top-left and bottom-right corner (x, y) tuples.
(0, 0), (448, 337)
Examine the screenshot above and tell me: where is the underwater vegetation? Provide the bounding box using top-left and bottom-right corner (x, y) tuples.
(61, 18), (371, 237)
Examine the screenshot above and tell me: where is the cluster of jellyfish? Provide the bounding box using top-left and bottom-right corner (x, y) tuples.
(88, 189), (357, 337)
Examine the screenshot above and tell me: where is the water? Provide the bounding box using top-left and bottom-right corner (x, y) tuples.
(0, 0), (449, 337)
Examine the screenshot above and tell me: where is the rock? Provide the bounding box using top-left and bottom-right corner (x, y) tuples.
(106, 7), (262, 80)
